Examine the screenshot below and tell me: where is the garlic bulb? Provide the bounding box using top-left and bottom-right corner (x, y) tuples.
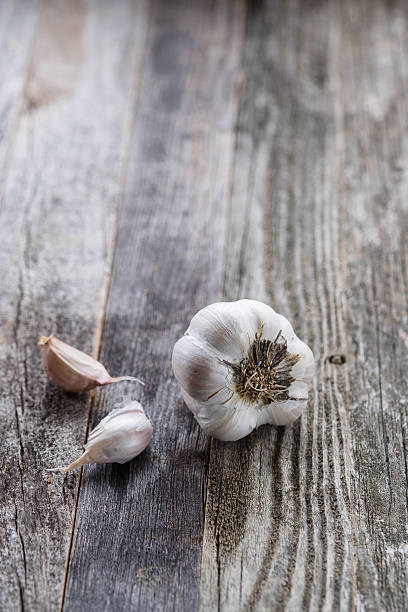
(39, 335), (143, 393)
(55, 400), (153, 472)
(172, 299), (315, 441)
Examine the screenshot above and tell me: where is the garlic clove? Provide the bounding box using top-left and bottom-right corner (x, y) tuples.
(178, 386), (256, 442)
(38, 335), (143, 393)
(288, 380), (309, 399)
(55, 400), (153, 472)
(172, 335), (229, 403)
(289, 339), (315, 380)
(198, 396), (258, 442)
(256, 398), (306, 427)
(187, 301), (248, 362)
(237, 300), (295, 348)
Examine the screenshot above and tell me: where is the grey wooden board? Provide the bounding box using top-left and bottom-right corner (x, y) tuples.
(0, 0), (149, 609)
(334, 1), (408, 608)
(62, 1), (244, 610)
(199, 0), (408, 611)
(0, 0), (36, 185)
(1, 0), (408, 610)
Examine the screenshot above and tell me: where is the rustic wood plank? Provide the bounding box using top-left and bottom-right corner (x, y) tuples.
(200, 0), (408, 610)
(199, 2), (352, 608)
(333, 1), (408, 608)
(0, 0), (36, 185)
(0, 1), (149, 609)
(63, 1), (245, 610)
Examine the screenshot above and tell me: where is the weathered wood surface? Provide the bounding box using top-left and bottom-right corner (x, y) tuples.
(62, 1), (244, 610)
(200, 1), (408, 610)
(0, 1), (149, 609)
(1, 0), (407, 611)
(0, 0), (36, 185)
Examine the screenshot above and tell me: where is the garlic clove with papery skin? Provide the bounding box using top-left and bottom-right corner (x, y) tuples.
(172, 299), (315, 441)
(54, 400), (153, 472)
(38, 335), (143, 393)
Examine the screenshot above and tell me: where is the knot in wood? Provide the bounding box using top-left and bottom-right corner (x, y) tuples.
(328, 354), (346, 365)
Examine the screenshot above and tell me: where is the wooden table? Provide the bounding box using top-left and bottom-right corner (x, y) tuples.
(1, 0), (407, 610)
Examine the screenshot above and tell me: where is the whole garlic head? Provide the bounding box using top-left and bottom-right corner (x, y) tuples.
(172, 299), (315, 441)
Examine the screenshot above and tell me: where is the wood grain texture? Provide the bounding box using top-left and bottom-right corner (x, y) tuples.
(199, 0), (408, 610)
(0, 0), (36, 186)
(334, 2), (408, 608)
(2, 0), (407, 610)
(62, 1), (245, 610)
(0, 1), (149, 609)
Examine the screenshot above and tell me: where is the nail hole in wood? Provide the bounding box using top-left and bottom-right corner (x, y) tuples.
(328, 354), (346, 365)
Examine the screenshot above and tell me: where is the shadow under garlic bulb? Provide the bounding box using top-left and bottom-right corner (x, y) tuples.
(172, 299), (315, 441)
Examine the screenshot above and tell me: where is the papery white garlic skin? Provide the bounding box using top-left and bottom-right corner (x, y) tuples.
(39, 335), (143, 393)
(57, 401), (153, 471)
(172, 299), (315, 442)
